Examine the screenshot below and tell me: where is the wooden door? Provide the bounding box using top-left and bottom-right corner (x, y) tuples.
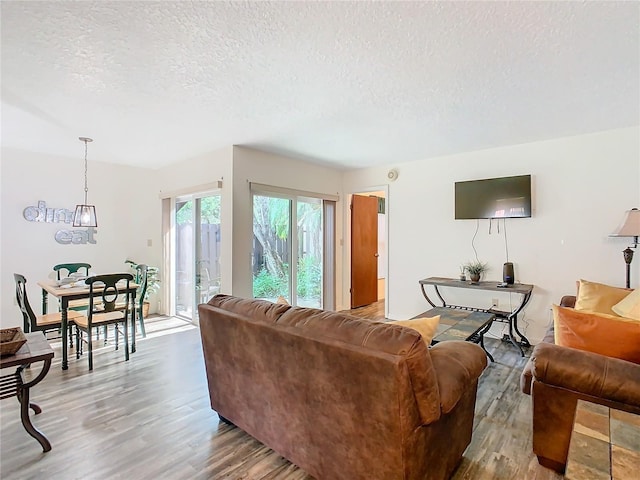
(351, 195), (378, 308)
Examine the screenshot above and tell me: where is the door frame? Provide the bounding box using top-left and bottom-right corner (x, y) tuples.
(250, 185), (335, 309)
(172, 190), (222, 324)
(345, 185), (389, 317)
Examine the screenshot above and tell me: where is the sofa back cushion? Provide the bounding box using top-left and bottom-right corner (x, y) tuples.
(277, 306), (442, 424)
(553, 304), (640, 364)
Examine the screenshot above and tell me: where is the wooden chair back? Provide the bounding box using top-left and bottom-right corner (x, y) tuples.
(134, 264), (149, 312)
(86, 273), (134, 319)
(53, 262), (91, 280)
(13, 273), (36, 333)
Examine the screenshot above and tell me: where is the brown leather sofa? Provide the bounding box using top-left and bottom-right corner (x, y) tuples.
(199, 295), (488, 480)
(521, 295), (640, 473)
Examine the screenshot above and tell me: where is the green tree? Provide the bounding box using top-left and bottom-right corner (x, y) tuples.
(176, 197), (221, 225)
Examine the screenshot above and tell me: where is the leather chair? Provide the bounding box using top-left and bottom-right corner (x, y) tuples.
(521, 295), (640, 472)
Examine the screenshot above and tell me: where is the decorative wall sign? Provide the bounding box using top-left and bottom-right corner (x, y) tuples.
(23, 200), (98, 244)
(55, 227), (97, 245)
(23, 200), (74, 224)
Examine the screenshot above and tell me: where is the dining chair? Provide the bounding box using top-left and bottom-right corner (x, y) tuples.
(53, 262), (91, 281)
(52, 262), (94, 309)
(108, 264), (149, 344)
(14, 273), (84, 339)
(74, 273), (133, 371)
(129, 264), (149, 337)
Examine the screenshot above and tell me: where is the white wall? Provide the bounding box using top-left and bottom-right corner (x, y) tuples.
(343, 127), (640, 343)
(231, 146), (344, 301)
(154, 146), (344, 307)
(156, 146), (234, 302)
(1, 148), (161, 328)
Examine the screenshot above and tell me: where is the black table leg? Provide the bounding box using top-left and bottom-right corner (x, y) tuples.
(61, 301), (69, 370)
(478, 322), (495, 362)
(131, 292), (136, 354)
(17, 385), (51, 452)
(16, 361), (52, 452)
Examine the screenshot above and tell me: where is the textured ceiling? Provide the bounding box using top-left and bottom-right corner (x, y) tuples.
(1, 1), (638, 170)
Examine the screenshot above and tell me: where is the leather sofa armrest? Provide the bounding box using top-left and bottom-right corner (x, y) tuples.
(521, 358), (534, 395)
(530, 343), (640, 408)
(560, 295), (576, 308)
(429, 341), (488, 414)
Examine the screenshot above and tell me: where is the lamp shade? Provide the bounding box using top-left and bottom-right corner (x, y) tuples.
(73, 204), (98, 227)
(610, 208), (640, 237)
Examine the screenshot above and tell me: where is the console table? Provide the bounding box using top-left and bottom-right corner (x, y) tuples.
(418, 276), (533, 356)
(0, 332), (54, 452)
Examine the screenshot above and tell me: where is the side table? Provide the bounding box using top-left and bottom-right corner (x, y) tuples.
(0, 331), (54, 452)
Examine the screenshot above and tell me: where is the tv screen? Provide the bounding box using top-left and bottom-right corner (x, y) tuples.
(455, 175), (532, 219)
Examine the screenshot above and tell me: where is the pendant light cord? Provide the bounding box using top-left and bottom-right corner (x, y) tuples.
(83, 139), (89, 204)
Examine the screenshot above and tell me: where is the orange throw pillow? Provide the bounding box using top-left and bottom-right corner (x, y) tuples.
(553, 305), (640, 364)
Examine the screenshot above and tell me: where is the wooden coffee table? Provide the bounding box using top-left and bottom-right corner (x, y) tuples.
(413, 307), (496, 361)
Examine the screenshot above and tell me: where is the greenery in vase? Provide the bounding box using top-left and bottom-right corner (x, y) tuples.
(463, 261), (489, 277)
(125, 259), (160, 301)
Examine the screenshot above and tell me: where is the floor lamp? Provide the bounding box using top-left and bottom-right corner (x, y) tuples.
(610, 208), (640, 288)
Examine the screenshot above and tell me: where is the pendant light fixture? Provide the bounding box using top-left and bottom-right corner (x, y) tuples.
(73, 137), (98, 227)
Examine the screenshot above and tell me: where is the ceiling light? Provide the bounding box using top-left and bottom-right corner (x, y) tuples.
(73, 137), (98, 228)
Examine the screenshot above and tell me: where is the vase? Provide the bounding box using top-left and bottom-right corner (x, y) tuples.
(470, 273), (481, 283)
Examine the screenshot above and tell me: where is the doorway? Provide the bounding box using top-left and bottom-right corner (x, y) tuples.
(174, 193), (221, 322)
(350, 189), (387, 311)
(251, 186), (335, 308)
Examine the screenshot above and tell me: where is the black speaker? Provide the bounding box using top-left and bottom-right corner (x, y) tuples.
(503, 262), (514, 284)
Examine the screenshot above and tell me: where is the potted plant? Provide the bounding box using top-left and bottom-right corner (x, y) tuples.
(464, 261), (488, 284)
(125, 259), (160, 316)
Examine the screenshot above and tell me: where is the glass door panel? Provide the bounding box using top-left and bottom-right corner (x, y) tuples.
(252, 195), (291, 302)
(175, 194), (221, 322)
(196, 196), (221, 308)
(175, 199), (194, 319)
(296, 198), (322, 308)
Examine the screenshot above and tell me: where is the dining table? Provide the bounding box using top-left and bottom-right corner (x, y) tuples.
(37, 278), (138, 370)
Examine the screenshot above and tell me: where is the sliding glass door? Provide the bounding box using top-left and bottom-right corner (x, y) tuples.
(175, 193), (221, 321)
(252, 192), (326, 308)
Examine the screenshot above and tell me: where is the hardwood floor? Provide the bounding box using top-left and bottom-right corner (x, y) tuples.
(0, 308), (562, 480)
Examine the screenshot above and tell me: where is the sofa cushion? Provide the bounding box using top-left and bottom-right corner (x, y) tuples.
(552, 305), (640, 364)
(277, 306), (443, 425)
(208, 294), (291, 323)
(612, 288), (640, 320)
(388, 315), (440, 345)
(574, 279), (631, 316)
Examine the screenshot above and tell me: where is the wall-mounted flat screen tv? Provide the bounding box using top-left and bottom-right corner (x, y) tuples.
(455, 174), (532, 219)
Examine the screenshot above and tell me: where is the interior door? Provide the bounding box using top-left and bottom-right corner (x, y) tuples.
(351, 195), (378, 308)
